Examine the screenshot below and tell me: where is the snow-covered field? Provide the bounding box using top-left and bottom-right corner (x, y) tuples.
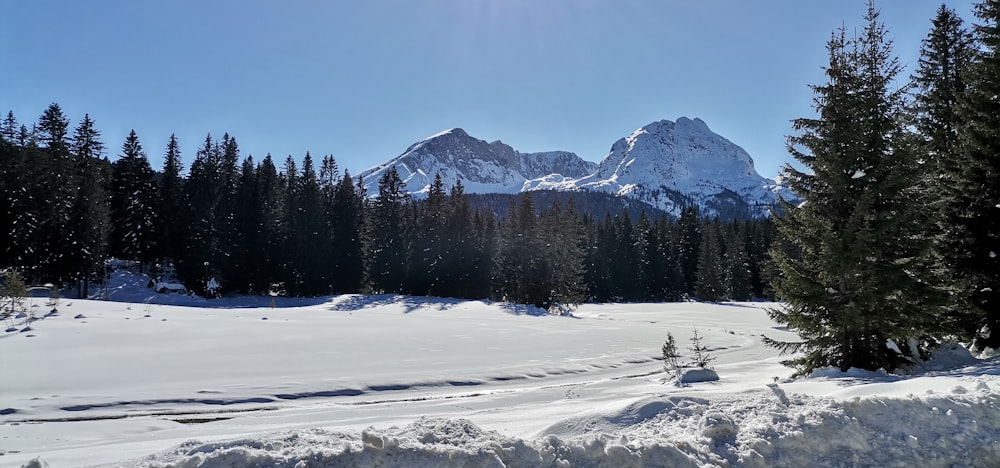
(2, 273), (999, 467)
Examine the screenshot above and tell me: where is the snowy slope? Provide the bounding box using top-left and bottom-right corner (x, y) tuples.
(2, 274), (998, 467)
(560, 118), (792, 218)
(357, 128), (598, 197)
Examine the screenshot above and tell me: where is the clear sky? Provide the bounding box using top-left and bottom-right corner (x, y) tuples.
(1, 0), (978, 179)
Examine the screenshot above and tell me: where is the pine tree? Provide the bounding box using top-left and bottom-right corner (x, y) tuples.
(0, 111), (18, 143)
(367, 167), (409, 294)
(695, 221), (725, 301)
(662, 332), (682, 384)
(180, 134), (223, 294)
(948, 0), (1000, 348)
(251, 154), (286, 294)
(688, 327), (716, 369)
(676, 207), (701, 296)
(495, 194), (538, 306)
(67, 114), (110, 296)
(440, 180), (476, 298)
(157, 134), (185, 264)
(912, 5), (978, 342)
(330, 170), (364, 294)
(292, 152), (331, 296)
(724, 223), (754, 301)
(769, 4), (945, 374)
(110, 130), (158, 266)
(541, 199), (587, 312)
(410, 173), (448, 296)
(33, 103), (78, 282)
(228, 155), (258, 293)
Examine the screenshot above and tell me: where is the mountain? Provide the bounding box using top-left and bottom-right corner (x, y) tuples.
(358, 118), (789, 219)
(357, 128), (598, 196)
(529, 117), (790, 218)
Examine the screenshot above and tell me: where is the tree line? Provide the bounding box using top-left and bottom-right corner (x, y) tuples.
(768, 1), (1000, 374)
(0, 111), (776, 308)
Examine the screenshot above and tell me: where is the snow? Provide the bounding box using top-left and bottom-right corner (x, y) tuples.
(355, 119), (791, 218)
(1, 275), (999, 467)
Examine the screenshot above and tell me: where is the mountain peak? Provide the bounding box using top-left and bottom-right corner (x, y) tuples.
(357, 118), (789, 219)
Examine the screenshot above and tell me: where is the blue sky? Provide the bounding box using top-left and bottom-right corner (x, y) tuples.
(2, 0), (978, 178)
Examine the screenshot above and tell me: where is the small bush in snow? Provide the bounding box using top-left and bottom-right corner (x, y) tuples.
(662, 332), (683, 384)
(688, 327), (716, 369)
(1, 269), (28, 325)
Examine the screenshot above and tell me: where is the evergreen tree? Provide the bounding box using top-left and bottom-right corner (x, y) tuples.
(179, 134), (223, 294)
(724, 222), (754, 301)
(110, 130), (158, 266)
(440, 180), (476, 298)
(157, 134), (185, 265)
(0, 112), (22, 269)
(410, 174), (448, 296)
(292, 152), (331, 295)
(688, 327), (716, 369)
(769, 4), (945, 374)
(470, 209), (498, 300)
(67, 114), (110, 296)
(251, 154), (286, 294)
(912, 5), (977, 342)
(914, 5), (975, 171)
(33, 103), (78, 281)
(330, 170), (364, 293)
(228, 155), (258, 293)
(0, 111), (18, 143)
(948, 0), (1000, 348)
(541, 199), (587, 311)
(695, 221), (725, 301)
(676, 207), (702, 296)
(662, 332), (682, 384)
(366, 167), (409, 293)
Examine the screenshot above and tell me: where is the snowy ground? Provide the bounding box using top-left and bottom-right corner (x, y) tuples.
(1, 272), (999, 467)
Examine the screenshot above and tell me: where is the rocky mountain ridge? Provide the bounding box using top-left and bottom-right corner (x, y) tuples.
(358, 118), (790, 218)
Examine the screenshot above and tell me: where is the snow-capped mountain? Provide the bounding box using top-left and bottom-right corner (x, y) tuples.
(359, 118), (789, 218)
(530, 117), (790, 217)
(357, 128), (598, 196)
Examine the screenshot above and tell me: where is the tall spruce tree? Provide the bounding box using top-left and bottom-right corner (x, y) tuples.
(366, 167), (409, 293)
(912, 5), (978, 341)
(768, 4), (944, 374)
(330, 170), (364, 294)
(695, 221), (725, 302)
(33, 103), (78, 281)
(110, 130), (158, 267)
(67, 114), (110, 296)
(949, 0), (1000, 348)
(179, 134), (223, 293)
(410, 174), (449, 296)
(156, 135), (185, 265)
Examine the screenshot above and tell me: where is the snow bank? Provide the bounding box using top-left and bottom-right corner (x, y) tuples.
(123, 382), (1000, 468)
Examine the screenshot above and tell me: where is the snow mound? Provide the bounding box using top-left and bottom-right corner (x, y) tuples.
(680, 367), (720, 383)
(132, 386), (1000, 467)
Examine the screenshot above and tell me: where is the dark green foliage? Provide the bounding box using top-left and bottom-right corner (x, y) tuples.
(156, 135), (185, 265)
(0, 269), (28, 320)
(110, 130), (158, 266)
(769, 4), (946, 374)
(330, 171), (364, 294)
(945, 0), (1000, 349)
(67, 115), (110, 296)
(662, 332), (682, 382)
(695, 221), (726, 302)
(366, 167), (410, 294)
